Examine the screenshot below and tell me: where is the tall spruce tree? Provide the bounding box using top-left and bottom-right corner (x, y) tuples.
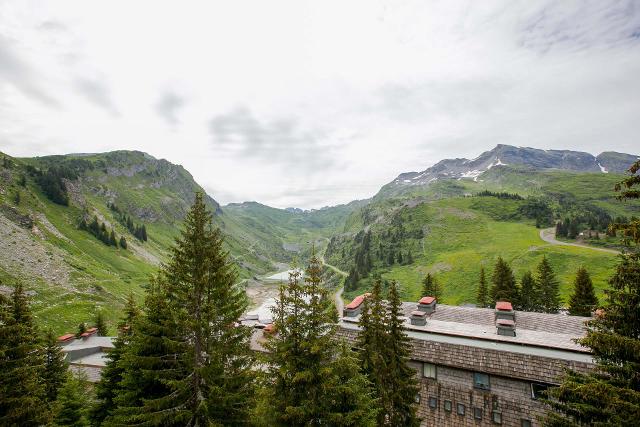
(104, 277), (182, 425)
(262, 253), (376, 425)
(89, 294), (139, 424)
(385, 281), (420, 426)
(490, 257), (518, 304)
(568, 267), (598, 317)
(42, 328), (68, 403)
(545, 161), (640, 425)
(54, 371), (90, 426)
(357, 280), (389, 426)
(477, 266), (488, 308)
(545, 253), (640, 425)
(0, 283), (50, 426)
(325, 342), (378, 426)
(536, 256), (561, 313)
(115, 192), (255, 425)
(518, 271), (537, 312)
(421, 273), (441, 299)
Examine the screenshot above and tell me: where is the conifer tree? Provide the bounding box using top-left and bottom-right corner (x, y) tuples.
(421, 273), (441, 299)
(545, 253), (640, 425)
(0, 283), (50, 426)
(89, 294), (139, 424)
(104, 277), (182, 425)
(518, 271), (537, 312)
(490, 257), (518, 304)
(477, 266), (488, 308)
(568, 267), (598, 317)
(536, 256), (561, 313)
(76, 322), (87, 338)
(114, 192), (254, 425)
(357, 280), (389, 426)
(262, 253), (375, 425)
(42, 328), (68, 403)
(325, 342), (378, 427)
(95, 310), (108, 336)
(385, 281), (420, 426)
(119, 236), (127, 249)
(545, 162), (640, 425)
(54, 371), (90, 426)
(406, 251), (414, 264)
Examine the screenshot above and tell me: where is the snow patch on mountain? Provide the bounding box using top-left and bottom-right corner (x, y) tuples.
(597, 163), (608, 173)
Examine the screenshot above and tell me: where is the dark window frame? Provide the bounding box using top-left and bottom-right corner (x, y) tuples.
(473, 372), (491, 390)
(423, 362), (437, 380)
(456, 403), (465, 416)
(428, 396), (438, 410)
(444, 400), (452, 412)
(521, 419), (532, 427)
(492, 411), (502, 424)
(474, 407), (483, 420)
(531, 382), (551, 400)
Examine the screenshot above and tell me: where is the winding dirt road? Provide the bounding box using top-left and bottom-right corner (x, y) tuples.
(539, 228), (620, 255)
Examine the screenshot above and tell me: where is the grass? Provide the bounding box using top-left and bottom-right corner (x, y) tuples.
(342, 197), (618, 307)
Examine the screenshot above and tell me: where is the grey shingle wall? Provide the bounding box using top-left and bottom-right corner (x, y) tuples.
(337, 326), (595, 427)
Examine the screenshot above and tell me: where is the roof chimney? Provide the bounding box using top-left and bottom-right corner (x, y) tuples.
(343, 293), (370, 317)
(418, 296), (437, 314)
(495, 301), (516, 336)
(410, 310), (427, 326)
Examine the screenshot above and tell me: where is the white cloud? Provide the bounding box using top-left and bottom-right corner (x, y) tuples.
(0, 0), (639, 208)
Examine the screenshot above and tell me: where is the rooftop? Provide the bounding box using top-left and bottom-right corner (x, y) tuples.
(341, 302), (591, 355)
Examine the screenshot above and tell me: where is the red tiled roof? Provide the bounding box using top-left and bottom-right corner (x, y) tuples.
(496, 319), (515, 326)
(57, 333), (75, 342)
(263, 323), (275, 334)
(419, 296), (436, 305)
(346, 293), (370, 310)
(495, 301), (513, 311)
(81, 327), (98, 337)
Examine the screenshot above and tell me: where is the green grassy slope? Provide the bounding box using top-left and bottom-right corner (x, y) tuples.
(377, 199), (616, 305)
(331, 169), (633, 306)
(0, 151), (344, 333)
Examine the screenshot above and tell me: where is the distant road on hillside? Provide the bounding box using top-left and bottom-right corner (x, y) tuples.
(539, 228), (620, 255)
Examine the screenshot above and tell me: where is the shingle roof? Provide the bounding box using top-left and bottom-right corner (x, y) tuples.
(341, 302), (591, 352)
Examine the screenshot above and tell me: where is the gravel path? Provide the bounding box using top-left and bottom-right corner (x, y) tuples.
(539, 228), (620, 255)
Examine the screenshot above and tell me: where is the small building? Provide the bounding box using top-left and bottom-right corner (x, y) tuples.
(58, 333), (115, 382)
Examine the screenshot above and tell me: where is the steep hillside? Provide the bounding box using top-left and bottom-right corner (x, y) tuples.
(327, 145), (639, 306)
(0, 151), (312, 332)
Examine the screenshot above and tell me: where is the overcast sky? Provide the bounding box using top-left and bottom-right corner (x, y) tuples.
(0, 1), (639, 208)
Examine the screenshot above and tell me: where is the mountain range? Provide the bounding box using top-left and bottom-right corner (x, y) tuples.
(0, 144), (637, 332)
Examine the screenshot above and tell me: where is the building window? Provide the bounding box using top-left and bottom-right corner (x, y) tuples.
(423, 362), (437, 379)
(492, 411), (502, 424)
(531, 383), (550, 400)
(428, 397), (438, 409)
(474, 372), (490, 390)
(456, 403), (465, 416)
(415, 393), (421, 404)
(444, 400), (452, 412)
(474, 407), (483, 420)
(521, 419), (532, 427)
